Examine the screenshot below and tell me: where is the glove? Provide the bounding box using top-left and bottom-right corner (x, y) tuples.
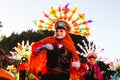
(35, 44), (54, 54)
(43, 44), (54, 50)
(72, 61), (80, 70)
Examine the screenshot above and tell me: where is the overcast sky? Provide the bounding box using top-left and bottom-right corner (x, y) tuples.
(0, 0), (120, 61)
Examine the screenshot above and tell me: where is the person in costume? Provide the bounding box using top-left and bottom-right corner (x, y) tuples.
(9, 40), (37, 80)
(112, 69), (120, 80)
(111, 59), (120, 80)
(29, 20), (81, 80)
(17, 57), (29, 80)
(76, 39), (104, 80)
(0, 49), (15, 80)
(29, 3), (92, 80)
(85, 53), (103, 80)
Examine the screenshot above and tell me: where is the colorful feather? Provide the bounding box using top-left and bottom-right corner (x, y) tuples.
(34, 3), (92, 37)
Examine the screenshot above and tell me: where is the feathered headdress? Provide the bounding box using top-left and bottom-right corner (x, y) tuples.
(34, 3), (92, 37)
(77, 39), (104, 58)
(10, 40), (33, 60)
(111, 58), (120, 71)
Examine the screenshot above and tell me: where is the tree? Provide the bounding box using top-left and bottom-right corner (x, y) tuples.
(0, 29), (54, 53)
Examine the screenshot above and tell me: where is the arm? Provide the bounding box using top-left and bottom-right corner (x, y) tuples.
(0, 49), (20, 67)
(32, 36), (55, 54)
(29, 37), (55, 76)
(35, 44), (54, 54)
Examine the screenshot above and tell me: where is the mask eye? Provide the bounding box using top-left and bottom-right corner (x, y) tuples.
(56, 30), (58, 32)
(60, 29), (63, 32)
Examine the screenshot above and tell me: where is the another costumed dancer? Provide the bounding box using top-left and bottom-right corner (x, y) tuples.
(77, 40), (104, 80)
(111, 58), (120, 80)
(29, 3), (92, 80)
(0, 49), (15, 80)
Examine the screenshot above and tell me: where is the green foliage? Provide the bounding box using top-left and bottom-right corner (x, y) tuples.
(0, 29), (46, 54)
(0, 29), (86, 54)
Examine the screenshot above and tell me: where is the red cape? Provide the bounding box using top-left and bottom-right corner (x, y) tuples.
(29, 34), (86, 79)
(0, 68), (15, 80)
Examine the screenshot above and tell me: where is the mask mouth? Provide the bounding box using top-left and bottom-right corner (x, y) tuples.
(55, 33), (66, 39)
(56, 36), (65, 39)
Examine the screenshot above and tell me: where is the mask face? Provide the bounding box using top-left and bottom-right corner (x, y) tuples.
(87, 58), (96, 65)
(55, 29), (66, 39)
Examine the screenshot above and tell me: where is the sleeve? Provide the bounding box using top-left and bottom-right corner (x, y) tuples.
(95, 65), (104, 80)
(28, 36), (55, 76)
(28, 42), (47, 76)
(70, 63), (88, 80)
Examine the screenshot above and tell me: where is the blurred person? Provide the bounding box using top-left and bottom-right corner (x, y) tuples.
(17, 57), (29, 80)
(0, 49), (15, 80)
(85, 53), (103, 80)
(112, 69), (120, 80)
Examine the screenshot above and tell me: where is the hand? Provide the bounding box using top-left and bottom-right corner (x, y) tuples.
(44, 44), (54, 50)
(35, 44), (54, 54)
(72, 61), (80, 70)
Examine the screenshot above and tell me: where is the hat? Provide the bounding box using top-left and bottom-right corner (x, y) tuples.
(21, 57), (28, 62)
(55, 21), (70, 31)
(87, 53), (97, 59)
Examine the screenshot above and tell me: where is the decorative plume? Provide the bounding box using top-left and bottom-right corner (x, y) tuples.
(10, 40), (33, 60)
(110, 58), (120, 71)
(77, 39), (104, 57)
(34, 3), (92, 37)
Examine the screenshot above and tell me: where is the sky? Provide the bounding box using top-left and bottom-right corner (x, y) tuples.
(0, 0), (120, 61)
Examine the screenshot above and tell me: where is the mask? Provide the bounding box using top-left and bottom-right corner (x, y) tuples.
(55, 29), (66, 39)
